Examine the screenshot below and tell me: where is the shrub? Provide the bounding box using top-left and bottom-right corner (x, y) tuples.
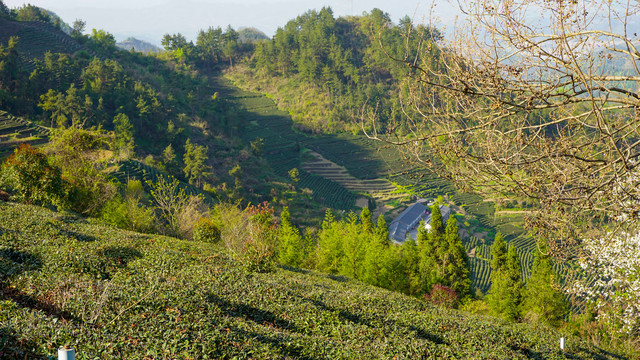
(0, 143), (65, 207)
(217, 202), (277, 272)
(148, 176), (209, 239)
(193, 217), (221, 243)
(423, 284), (459, 309)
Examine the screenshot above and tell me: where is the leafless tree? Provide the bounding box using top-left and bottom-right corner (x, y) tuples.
(366, 0), (640, 256)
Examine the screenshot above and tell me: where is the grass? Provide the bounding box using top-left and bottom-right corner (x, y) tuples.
(0, 202), (629, 359)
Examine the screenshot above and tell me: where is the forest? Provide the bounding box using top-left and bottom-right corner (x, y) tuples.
(0, 1), (638, 358)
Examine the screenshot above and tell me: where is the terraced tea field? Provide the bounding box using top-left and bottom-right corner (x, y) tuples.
(108, 159), (214, 204)
(0, 19), (92, 65)
(0, 111), (50, 160)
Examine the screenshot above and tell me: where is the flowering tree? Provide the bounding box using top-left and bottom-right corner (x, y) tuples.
(572, 233), (640, 335)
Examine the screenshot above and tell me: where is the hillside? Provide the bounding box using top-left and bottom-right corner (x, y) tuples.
(0, 202), (622, 359)
(0, 17), (88, 60)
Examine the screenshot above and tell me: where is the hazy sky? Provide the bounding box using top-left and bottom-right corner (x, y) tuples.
(4, 0), (461, 45)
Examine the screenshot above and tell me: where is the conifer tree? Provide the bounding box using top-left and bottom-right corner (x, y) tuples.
(340, 212), (366, 280)
(521, 242), (568, 325)
(277, 207), (305, 268)
(316, 210), (343, 274)
(113, 113), (134, 155)
(402, 236), (421, 296)
(443, 216), (471, 298)
(387, 245), (408, 293)
(487, 241), (524, 321)
(374, 215), (389, 247)
(359, 207), (374, 234)
(362, 232), (389, 287)
(417, 222), (439, 294)
(490, 232), (507, 271)
(429, 204), (445, 236)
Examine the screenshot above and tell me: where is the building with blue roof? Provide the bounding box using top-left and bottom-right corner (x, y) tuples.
(389, 202), (450, 244)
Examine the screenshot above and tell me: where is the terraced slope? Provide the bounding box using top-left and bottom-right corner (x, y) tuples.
(0, 110), (50, 160)
(218, 77), (359, 211)
(0, 202), (624, 359)
(107, 159), (215, 204)
(0, 18), (91, 64)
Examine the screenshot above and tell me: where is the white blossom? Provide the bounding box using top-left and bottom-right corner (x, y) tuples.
(570, 231), (640, 334)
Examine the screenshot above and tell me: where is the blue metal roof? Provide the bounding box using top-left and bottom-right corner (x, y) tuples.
(389, 203), (428, 243)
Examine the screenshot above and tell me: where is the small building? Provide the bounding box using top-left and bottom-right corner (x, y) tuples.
(389, 201), (450, 244)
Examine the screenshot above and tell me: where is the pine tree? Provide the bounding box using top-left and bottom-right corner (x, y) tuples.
(490, 232), (507, 271)
(374, 215), (389, 247)
(521, 242), (568, 325)
(487, 242), (524, 321)
(443, 216), (471, 298)
(418, 222), (439, 294)
(340, 212), (366, 280)
(359, 207), (374, 234)
(402, 236), (421, 296)
(277, 207), (305, 268)
(362, 232), (389, 287)
(429, 204), (445, 236)
(316, 210), (343, 274)
(113, 113), (134, 155)
(387, 245), (408, 293)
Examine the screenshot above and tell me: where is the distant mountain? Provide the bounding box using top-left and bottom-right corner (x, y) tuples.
(237, 27), (269, 43)
(116, 37), (162, 53)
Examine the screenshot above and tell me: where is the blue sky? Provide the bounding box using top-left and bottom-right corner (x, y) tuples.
(4, 0), (462, 45)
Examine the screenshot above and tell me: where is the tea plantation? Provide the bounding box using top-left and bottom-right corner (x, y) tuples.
(0, 202), (623, 359)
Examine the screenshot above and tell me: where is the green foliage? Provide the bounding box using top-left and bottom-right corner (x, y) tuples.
(217, 202), (277, 272)
(45, 127), (115, 216)
(231, 7), (442, 133)
(374, 214), (389, 246)
(0, 203), (625, 359)
(443, 216), (471, 299)
(101, 179), (155, 233)
(277, 206), (305, 267)
(0, 143), (64, 206)
(112, 113), (134, 156)
(490, 232), (507, 271)
(521, 242), (568, 326)
(12, 4), (51, 23)
(193, 217), (221, 243)
(148, 175), (208, 239)
(430, 203), (444, 235)
(183, 139), (211, 187)
(487, 233), (524, 321)
(288, 167), (300, 184)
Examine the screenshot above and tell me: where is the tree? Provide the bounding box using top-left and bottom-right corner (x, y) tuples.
(0, 1), (10, 18)
(359, 207), (374, 234)
(113, 113), (134, 156)
(316, 210), (343, 274)
(45, 127), (115, 216)
(442, 216), (471, 299)
(288, 167), (300, 184)
(0, 144), (64, 207)
(521, 242), (568, 326)
(490, 232), (507, 272)
(71, 19), (86, 38)
(571, 231), (640, 335)
(148, 175), (207, 238)
(369, 0), (640, 255)
(374, 215), (389, 247)
(183, 139), (211, 187)
(277, 207), (305, 267)
(487, 240), (524, 321)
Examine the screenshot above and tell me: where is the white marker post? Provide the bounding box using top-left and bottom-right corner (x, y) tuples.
(58, 346), (75, 360)
(560, 337), (565, 352)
